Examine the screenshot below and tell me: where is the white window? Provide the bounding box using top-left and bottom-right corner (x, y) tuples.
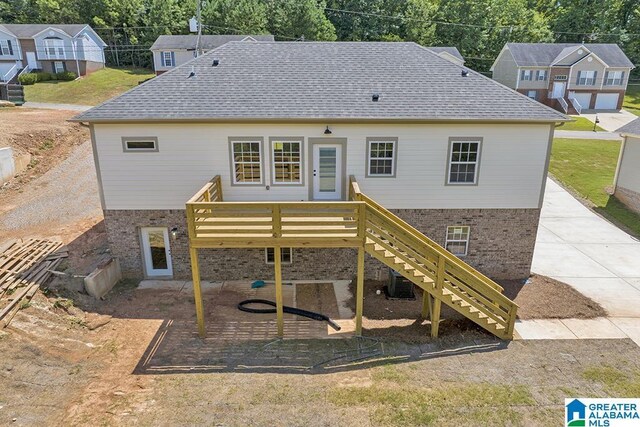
(445, 226), (470, 256)
(271, 139), (302, 184)
(231, 140), (262, 184)
(605, 71), (624, 86)
(367, 138), (396, 176)
(162, 51), (175, 67)
(44, 38), (64, 58)
(521, 69), (532, 81)
(577, 70), (596, 86)
(122, 137), (158, 152)
(536, 70), (547, 81)
(0, 40), (12, 55)
(527, 90), (537, 100)
(447, 139), (481, 185)
(265, 248), (292, 264)
(54, 61), (64, 73)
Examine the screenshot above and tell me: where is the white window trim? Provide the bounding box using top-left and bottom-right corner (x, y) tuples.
(521, 69), (532, 81)
(265, 248), (293, 265)
(577, 70), (596, 86)
(121, 137), (159, 152)
(445, 226), (470, 257)
(44, 38), (65, 59)
(536, 70), (547, 81)
(0, 40), (10, 55)
(527, 90), (537, 99)
(366, 138), (397, 177)
(605, 71), (623, 86)
(446, 138), (481, 185)
(54, 61), (64, 73)
(229, 138), (264, 185)
(270, 138), (303, 186)
(162, 51), (175, 67)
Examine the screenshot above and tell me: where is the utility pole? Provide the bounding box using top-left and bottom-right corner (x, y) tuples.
(195, 0), (203, 57)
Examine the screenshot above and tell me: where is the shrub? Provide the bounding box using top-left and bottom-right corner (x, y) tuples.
(18, 73), (37, 85)
(36, 72), (53, 81)
(56, 71), (76, 81)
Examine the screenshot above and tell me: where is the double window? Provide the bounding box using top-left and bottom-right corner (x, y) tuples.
(604, 71), (624, 86)
(576, 70), (596, 86)
(44, 38), (64, 58)
(447, 139), (481, 185)
(162, 51), (175, 67)
(271, 138), (302, 185)
(0, 40), (13, 56)
(231, 139), (263, 184)
(367, 138), (397, 177)
(445, 226), (470, 256)
(265, 248), (293, 264)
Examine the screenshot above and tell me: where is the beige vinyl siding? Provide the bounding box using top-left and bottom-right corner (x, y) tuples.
(568, 55), (607, 89)
(553, 47), (585, 66)
(152, 49), (196, 72)
(491, 48), (519, 89)
(92, 122), (552, 210)
(617, 136), (640, 193)
(516, 67), (550, 90)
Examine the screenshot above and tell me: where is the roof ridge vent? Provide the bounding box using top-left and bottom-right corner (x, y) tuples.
(461, 69), (469, 77)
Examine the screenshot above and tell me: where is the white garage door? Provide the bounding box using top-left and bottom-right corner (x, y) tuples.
(571, 93), (592, 110)
(595, 93), (619, 110)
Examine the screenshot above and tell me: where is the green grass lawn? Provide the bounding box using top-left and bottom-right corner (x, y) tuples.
(24, 67), (154, 106)
(555, 116), (605, 131)
(550, 138), (640, 237)
(623, 84), (640, 116)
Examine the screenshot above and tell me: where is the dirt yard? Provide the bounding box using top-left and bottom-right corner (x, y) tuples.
(0, 108), (88, 201)
(1, 279), (639, 426)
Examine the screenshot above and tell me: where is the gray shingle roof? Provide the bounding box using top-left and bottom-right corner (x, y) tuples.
(149, 34), (275, 51)
(506, 43), (635, 68)
(74, 42), (568, 123)
(617, 118), (640, 135)
(0, 23), (88, 38)
(426, 46), (464, 62)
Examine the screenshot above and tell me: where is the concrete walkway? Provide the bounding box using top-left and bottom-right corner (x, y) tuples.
(516, 178), (640, 345)
(554, 130), (622, 140)
(22, 102), (92, 111)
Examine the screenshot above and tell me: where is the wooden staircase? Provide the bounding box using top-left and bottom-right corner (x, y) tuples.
(351, 177), (518, 339)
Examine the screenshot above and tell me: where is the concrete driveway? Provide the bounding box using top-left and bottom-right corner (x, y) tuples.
(581, 109), (637, 132)
(531, 178), (640, 343)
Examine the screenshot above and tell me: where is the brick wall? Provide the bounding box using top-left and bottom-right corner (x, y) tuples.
(104, 207), (540, 282)
(615, 186), (640, 215)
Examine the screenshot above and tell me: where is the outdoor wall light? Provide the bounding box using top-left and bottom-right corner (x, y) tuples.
(170, 227), (178, 240)
(324, 126), (332, 135)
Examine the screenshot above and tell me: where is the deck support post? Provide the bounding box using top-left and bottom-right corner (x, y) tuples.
(274, 246), (284, 337)
(421, 290), (430, 319)
(430, 297), (441, 338)
(355, 246), (365, 336)
(189, 246), (206, 338)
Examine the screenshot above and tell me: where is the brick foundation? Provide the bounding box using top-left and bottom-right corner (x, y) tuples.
(104, 207), (540, 282)
(615, 186), (640, 215)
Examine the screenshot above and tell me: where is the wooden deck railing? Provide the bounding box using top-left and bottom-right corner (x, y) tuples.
(349, 176), (518, 337)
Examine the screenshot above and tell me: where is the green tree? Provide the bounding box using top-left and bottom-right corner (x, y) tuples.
(264, 0), (336, 40)
(203, 0), (268, 34)
(403, 0), (438, 45)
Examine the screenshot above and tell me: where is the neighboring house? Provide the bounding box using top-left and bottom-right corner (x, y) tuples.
(73, 40), (567, 288)
(0, 23), (106, 84)
(149, 34), (275, 75)
(491, 43), (634, 114)
(426, 46), (464, 65)
(614, 118), (640, 214)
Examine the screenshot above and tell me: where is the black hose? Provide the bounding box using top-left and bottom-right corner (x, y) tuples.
(237, 299), (342, 331)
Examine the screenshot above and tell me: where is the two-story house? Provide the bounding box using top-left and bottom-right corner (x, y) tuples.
(72, 42), (567, 339)
(491, 43), (634, 114)
(0, 23), (106, 84)
(149, 34), (276, 75)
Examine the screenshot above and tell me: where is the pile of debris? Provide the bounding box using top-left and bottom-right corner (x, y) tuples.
(0, 238), (68, 327)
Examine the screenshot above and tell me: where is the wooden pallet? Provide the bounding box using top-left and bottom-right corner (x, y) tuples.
(0, 239), (68, 328)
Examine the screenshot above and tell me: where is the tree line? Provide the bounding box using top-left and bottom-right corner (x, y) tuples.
(1, 0), (639, 74)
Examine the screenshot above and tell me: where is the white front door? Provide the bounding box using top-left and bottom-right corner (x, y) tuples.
(312, 144), (342, 200)
(552, 81), (566, 98)
(141, 227), (173, 277)
(26, 52), (37, 69)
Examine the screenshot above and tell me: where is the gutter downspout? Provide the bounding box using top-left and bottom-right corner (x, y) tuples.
(73, 39), (81, 76)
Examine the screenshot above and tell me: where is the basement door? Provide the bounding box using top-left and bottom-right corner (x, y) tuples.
(140, 227), (173, 277)
(311, 143), (343, 200)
